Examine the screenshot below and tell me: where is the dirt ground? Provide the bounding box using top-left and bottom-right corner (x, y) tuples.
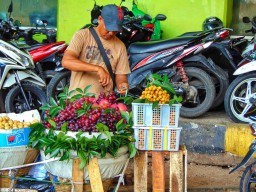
(114, 152), (246, 192)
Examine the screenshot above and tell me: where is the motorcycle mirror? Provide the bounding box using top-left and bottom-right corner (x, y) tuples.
(8, 0), (13, 14)
(14, 20), (21, 27)
(143, 14), (152, 21)
(243, 17), (251, 23)
(155, 14), (167, 21)
(36, 20), (43, 26)
(42, 20), (48, 26)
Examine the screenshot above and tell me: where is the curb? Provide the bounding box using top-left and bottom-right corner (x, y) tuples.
(179, 111), (254, 157)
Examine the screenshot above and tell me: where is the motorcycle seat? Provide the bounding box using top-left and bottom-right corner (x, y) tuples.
(128, 36), (199, 54)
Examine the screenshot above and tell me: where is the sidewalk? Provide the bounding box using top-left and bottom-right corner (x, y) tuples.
(180, 110), (252, 157)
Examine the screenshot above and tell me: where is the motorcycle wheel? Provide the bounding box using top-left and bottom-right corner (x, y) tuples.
(47, 70), (71, 101)
(224, 72), (256, 123)
(5, 84), (47, 114)
(44, 70), (56, 85)
(172, 67), (216, 118)
(240, 161), (256, 192)
(208, 65), (229, 109)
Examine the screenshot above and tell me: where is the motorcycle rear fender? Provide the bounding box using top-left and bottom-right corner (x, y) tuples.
(183, 54), (226, 79)
(229, 139), (256, 174)
(3, 70), (46, 88)
(233, 60), (256, 76)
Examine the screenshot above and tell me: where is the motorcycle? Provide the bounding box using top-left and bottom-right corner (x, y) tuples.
(47, 27), (232, 118)
(224, 16), (256, 123)
(0, 39), (47, 113)
(0, 17), (68, 84)
(229, 118), (256, 191)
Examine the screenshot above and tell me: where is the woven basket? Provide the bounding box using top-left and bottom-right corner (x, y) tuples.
(0, 148), (39, 188)
(49, 174), (113, 192)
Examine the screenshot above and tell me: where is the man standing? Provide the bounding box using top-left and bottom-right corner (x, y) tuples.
(62, 4), (130, 96)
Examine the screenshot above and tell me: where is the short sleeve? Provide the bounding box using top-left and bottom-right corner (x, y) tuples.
(115, 43), (131, 75)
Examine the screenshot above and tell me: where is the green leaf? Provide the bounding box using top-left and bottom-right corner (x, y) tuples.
(85, 93), (95, 97)
(128, 143), (137, 158)
(70, 94), (82, 102)
(50, 148), (60, 158)
(59, 99), (66, 109)
(40, 103), (51, 110)
(58, 93), (67, 98)
(132, 98), (146, 103)
(149, 73), (162, 80)
(77, 151), (87, 169)
(162, 84), (175, 94)
(61, 122), (68, 133)
(96, 122), (109, 132)
(49, 106), (61, 117)
(48, 119), (56, 128)
(75, 88), (83, 94)
(49, 97), (57, 106)
(68, 90), (76, 97)
(152, 80), (162, 87)
(121, 111), (129, 122)
(59, 150), (69, 161)
(152, 101), (159, 109)
(76, 109), (85, 117)
(163, 74), (169, 85)
(103, 131), (112, 142)
(83, 85), (93, 94)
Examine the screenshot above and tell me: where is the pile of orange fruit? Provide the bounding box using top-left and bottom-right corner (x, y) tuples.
(140, 85), (170, 104)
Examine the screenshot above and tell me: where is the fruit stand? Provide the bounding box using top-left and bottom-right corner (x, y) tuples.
(28, 85), (136, 191)
(0, 110), (40, 189)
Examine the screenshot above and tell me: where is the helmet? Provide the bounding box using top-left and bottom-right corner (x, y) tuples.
(202, 17), (223, 31)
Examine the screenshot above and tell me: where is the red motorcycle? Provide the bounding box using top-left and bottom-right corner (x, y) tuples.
(27, 40), (68, 84)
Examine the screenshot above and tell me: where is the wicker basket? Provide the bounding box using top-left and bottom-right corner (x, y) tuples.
(0, 148), (39, 188)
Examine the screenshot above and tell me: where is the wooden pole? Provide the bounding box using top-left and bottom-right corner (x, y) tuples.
(87, 157), (104, 192)
(72, 158), (84, 192)
(152, 151), (165, 192)
(169, 150), (184, 192)
(134, 151), (148, 192)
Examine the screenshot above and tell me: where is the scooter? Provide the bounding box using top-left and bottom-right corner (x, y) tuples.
(224, 16), (256, 123)
(47, 28), (232, 118)
(0, 39), (47, 113)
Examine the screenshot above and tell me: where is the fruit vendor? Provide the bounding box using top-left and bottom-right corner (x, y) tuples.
(62, 4), (130, 97)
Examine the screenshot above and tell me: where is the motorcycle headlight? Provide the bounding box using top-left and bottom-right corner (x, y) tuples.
(0, 40), (34, 68)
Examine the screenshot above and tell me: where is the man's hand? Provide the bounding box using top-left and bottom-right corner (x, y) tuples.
(117, 82), (129, 95)
(97, 66), (110, 87)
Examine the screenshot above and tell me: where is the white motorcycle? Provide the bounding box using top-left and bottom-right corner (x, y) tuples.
(0, 39), (47, 113)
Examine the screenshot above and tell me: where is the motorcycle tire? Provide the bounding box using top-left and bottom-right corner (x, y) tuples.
(44, 70), (56, 85)
(240, 161), (256, 192)
(208, 65), (229, 109)
(5, 84), (47, 114)
(47, 70), (71, 101)
(224, 72), (256, 123)
(172, 67), (216, 118)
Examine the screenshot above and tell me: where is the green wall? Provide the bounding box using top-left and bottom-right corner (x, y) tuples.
(57, 0), (232, 43)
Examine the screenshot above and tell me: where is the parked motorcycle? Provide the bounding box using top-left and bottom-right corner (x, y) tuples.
(229, 118), (256, 191)
(0, 17), (68, 84)
(47, 27), (234, 118)
(224, 16), (256, 123)
(0, 39), (47, 113)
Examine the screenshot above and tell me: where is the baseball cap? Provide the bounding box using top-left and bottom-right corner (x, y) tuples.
(101, 4), (123, 32)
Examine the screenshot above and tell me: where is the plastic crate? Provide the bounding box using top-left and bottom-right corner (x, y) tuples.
(133, 126), (182, 151)
(132, 103), (181, 127)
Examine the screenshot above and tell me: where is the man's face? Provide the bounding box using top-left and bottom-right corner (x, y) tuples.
(97, 16), (119, 40)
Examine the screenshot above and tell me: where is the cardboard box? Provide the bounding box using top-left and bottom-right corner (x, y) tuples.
(0, 110), (40, 148)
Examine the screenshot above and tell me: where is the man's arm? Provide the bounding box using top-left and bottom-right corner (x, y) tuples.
(115, 74), (129, 95)
(62, 50), (110, 87)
